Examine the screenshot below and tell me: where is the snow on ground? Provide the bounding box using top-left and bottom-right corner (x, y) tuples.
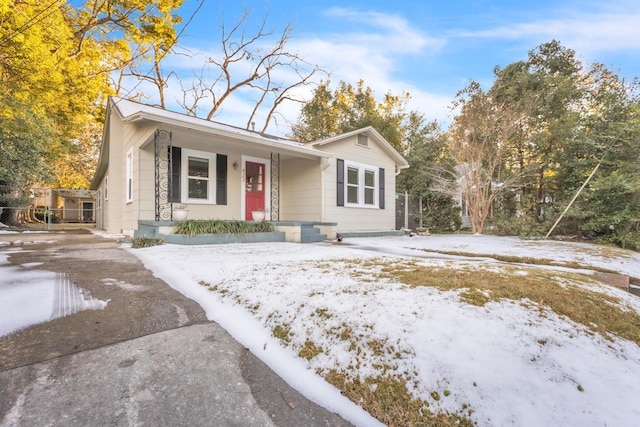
(130, 236), (640, 427)
(349, 234), (640, 279)
(0, 252), (109, 337)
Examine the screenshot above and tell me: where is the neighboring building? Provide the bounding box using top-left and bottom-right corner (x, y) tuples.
(32, 188), (96, 223)
(90, 97), (409, 239)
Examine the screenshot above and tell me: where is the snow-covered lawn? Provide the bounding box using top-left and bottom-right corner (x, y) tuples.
(131, 235), (640, 427)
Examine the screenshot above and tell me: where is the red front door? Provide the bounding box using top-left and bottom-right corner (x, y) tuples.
(245, 161), (265, 220)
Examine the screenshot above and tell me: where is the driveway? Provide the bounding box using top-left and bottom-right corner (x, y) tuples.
(0, 229), (351, 426)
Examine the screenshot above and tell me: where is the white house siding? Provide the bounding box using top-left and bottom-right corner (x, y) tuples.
(318, 135), (397, 231)
(121, 122), (156, 235)
(102, 109), (125, 235)
(137, 145), (156, 222)
(279, 157), (322, 221)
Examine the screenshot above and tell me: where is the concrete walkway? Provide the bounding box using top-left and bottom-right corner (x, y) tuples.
(0, 229), (351, 426)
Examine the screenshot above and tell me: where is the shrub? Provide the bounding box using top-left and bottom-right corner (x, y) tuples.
(131, 237), (164, 248)
(173, 219), (275, 236)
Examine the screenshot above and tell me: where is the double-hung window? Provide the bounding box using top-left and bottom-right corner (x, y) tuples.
(345, 161), (378, 207)
(181, 149), (216, 203)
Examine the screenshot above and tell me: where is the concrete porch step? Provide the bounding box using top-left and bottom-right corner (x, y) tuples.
(300, 224), (327, 243)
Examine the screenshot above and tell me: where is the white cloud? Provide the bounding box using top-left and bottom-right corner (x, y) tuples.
(283, 8), (451, 123)
(454, 7), (640, 54)
(322, 7), (442, 54)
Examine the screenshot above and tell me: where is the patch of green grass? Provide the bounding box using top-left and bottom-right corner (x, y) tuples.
(314, 307), (332, 319)
(324, 371), (473, 427)
(174, 219), (275, 236)
(272, 323), (292, 344)
(199, 281), (229, 295)
(131, 237), (164, 248)
(367, 339), (387, 357)
(415, 248), (640, 284)
(298, 340), (323, 360)
(381, 262), (640, 346)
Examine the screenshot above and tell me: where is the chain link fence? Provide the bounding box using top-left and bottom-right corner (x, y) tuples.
(395, 192), (423, 231)
(0, 206), (95, 230)
(395, 192), (466, 231)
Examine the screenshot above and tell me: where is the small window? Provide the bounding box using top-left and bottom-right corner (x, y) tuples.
(357, 134), (369, 147)
(125, 150), (133, 203)
(104, 176), (108, 200)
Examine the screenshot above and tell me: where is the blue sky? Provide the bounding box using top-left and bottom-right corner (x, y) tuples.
(149, 0), (640, 134)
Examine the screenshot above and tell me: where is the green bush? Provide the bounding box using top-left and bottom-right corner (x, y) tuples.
(174, 219), (275, 236)
(131, 237), (164, 248)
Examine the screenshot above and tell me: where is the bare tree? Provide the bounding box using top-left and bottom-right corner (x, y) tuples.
(177, 8), (326, 131)
(114, 0), (205, 108)
(433, 81), (532, 234)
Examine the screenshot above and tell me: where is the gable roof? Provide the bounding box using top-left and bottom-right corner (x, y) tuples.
(309, 126), (409, 169)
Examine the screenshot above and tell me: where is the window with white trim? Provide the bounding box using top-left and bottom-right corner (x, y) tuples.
(344, 161), (378, 207)
(181, 149), (216, 203)
(125, 149), (133, 203)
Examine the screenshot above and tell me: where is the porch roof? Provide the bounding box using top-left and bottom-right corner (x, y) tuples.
(113, 97), (329, 160)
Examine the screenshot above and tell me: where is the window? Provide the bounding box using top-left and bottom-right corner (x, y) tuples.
(181, 149), (216, 203)
(125, 150), (133, 203)
(347, 166), (359, 203)
(344, 161), (378, 207)
(104, 176), (108, 200)
(357, 134), (369, 147)
(188, 156), (209, 199)
(364, 169), (375, 204)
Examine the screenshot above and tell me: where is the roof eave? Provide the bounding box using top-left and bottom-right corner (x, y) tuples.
(124, 112), (328, 160)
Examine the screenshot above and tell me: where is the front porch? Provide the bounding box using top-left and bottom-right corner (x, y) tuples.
(134, 220), (337, 244)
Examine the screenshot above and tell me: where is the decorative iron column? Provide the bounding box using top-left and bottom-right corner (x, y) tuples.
(270, 152), (280, 221)
(154, 129), (173, 221)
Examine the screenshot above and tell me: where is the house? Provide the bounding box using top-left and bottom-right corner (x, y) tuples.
(31, 188), (96, 223)
(90, 97), (409, 242)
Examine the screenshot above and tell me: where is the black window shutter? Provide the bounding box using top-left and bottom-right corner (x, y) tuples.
(379, 167), (385, 209)
(216, 154), (227, 205)
(170, 146), (181, 203)
(337, 158), (345, 206)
